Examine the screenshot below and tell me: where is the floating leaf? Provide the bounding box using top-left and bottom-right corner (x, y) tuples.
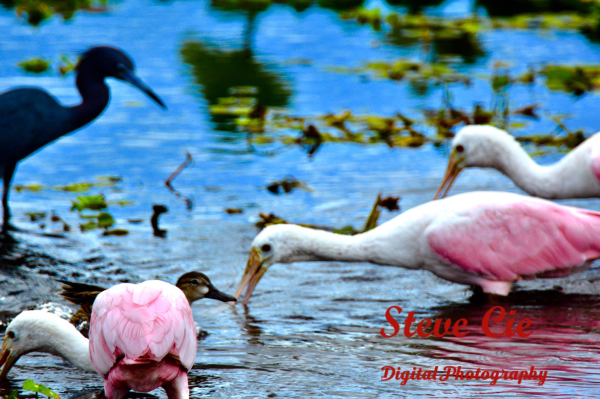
(18, 58), (50, 73)
(79, 221), (97, 231)
(22, 380), (40, 393)
(14, 184), (46, 193)
(225, 208), (243, 214)
(97, 212), (115, 229)
(71, 195), (108, 212)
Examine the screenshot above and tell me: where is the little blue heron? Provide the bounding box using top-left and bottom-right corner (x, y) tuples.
(0, 46), (166, 231)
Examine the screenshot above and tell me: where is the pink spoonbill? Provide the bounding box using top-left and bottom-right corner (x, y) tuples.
(236, 191), (600, 304)
(434, 125), (600, 200)
(0, 280), (197, 399)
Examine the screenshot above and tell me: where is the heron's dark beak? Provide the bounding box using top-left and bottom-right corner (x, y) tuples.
(235, 247), (268, 306)
(433, 150), (464, 200)
(205, 285), (237, 304)
(121, 70), (167, 109)
(0, 341), (17, 380)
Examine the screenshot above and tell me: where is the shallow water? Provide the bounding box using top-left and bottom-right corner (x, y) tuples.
(2, 0), (600, 397)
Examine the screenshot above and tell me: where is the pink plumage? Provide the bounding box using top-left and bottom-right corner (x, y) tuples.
(427, 195), (600, 291)
(89, 280), (197, 399)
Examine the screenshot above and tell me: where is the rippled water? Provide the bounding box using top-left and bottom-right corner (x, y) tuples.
(2, 0), (600, 397)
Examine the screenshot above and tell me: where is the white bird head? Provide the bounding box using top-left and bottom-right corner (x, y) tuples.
(434, 125), (519, 199)
(0, 310), (77, 379)
(235, 224), (310, 305)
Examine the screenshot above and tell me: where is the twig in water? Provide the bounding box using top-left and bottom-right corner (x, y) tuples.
(165, 152), (194, 210)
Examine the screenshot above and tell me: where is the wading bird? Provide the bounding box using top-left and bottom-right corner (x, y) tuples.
(0, 273), (235, 380)
(0, 46), (166, 230)
(1, 281), (197, 399)
(60, 271), (236, 334)
(236, 191), (600, 304)
(434, 125), (600, 200)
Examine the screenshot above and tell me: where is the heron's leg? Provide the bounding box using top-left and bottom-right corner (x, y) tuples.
(2, 163), (16, 231)
(163, 372), (189, 399)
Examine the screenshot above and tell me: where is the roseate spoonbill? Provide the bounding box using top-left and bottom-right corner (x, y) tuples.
(60, 271), (236, 333)
(1, 281), (197, 398)
(433, 125), (600, 200)
(236, 191), (600, 304)
(0, 272), (236, 379)
(0, 46), (166, 230)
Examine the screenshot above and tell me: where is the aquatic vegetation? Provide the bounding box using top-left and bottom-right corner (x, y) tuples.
(71, 195), (108, 212)
(340, 7), (382, 30)
(255, 193), (400, 234)
(18, 58), (50, 73)
(541, 65), (600, 95)
(8, 0), (108, 26)
(70, 194), (124, 233)
(13, 183), (46, 192)
(21, 380), (59, 399)
(337, 59), (470, 88)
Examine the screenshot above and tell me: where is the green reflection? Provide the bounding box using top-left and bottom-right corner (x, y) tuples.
(384, 0), (444, 14)
(476, 0), (593, 17)
(209, 0), (364, 13)
(181, 19), (291, 131)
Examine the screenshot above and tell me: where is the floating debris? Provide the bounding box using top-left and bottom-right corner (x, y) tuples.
(266, 176), (313, 195)
(25, 212), (46, 222)
(102, 228), (129, 236)
(225, 208), (244, 214)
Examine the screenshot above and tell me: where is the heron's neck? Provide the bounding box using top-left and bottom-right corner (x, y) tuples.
(491, 141), (560, 198)
(69, 68), (110, 131)
(41, 321), (95, 372)
(282, 225), (419, 268)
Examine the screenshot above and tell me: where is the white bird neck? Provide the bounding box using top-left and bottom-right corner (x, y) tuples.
(279, 224), (420, 269)
(487, 139), (562, 198)
(38, 319), (95, 373)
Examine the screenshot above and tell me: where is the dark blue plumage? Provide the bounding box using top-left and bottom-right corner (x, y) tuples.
(0, 46), (166, 230)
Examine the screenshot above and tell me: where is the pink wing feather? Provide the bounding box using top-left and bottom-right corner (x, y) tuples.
(89, 280), (197, 378)
(428, 199), (600, 281)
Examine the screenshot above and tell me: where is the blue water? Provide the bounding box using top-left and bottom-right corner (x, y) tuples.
(2, 0), (600, 397)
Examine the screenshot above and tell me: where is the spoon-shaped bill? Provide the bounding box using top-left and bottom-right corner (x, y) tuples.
(433, 154), (463, 200)
(0, 341), (17, 379)
(235, 247), (267, 305)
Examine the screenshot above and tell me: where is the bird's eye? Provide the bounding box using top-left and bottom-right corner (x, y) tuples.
(191, 279), (199, 286)
(261, 244), (271, 252)
(455, 144), (465, 153)
(117, 64), (127, 75)
(7, 331), (15, 339)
